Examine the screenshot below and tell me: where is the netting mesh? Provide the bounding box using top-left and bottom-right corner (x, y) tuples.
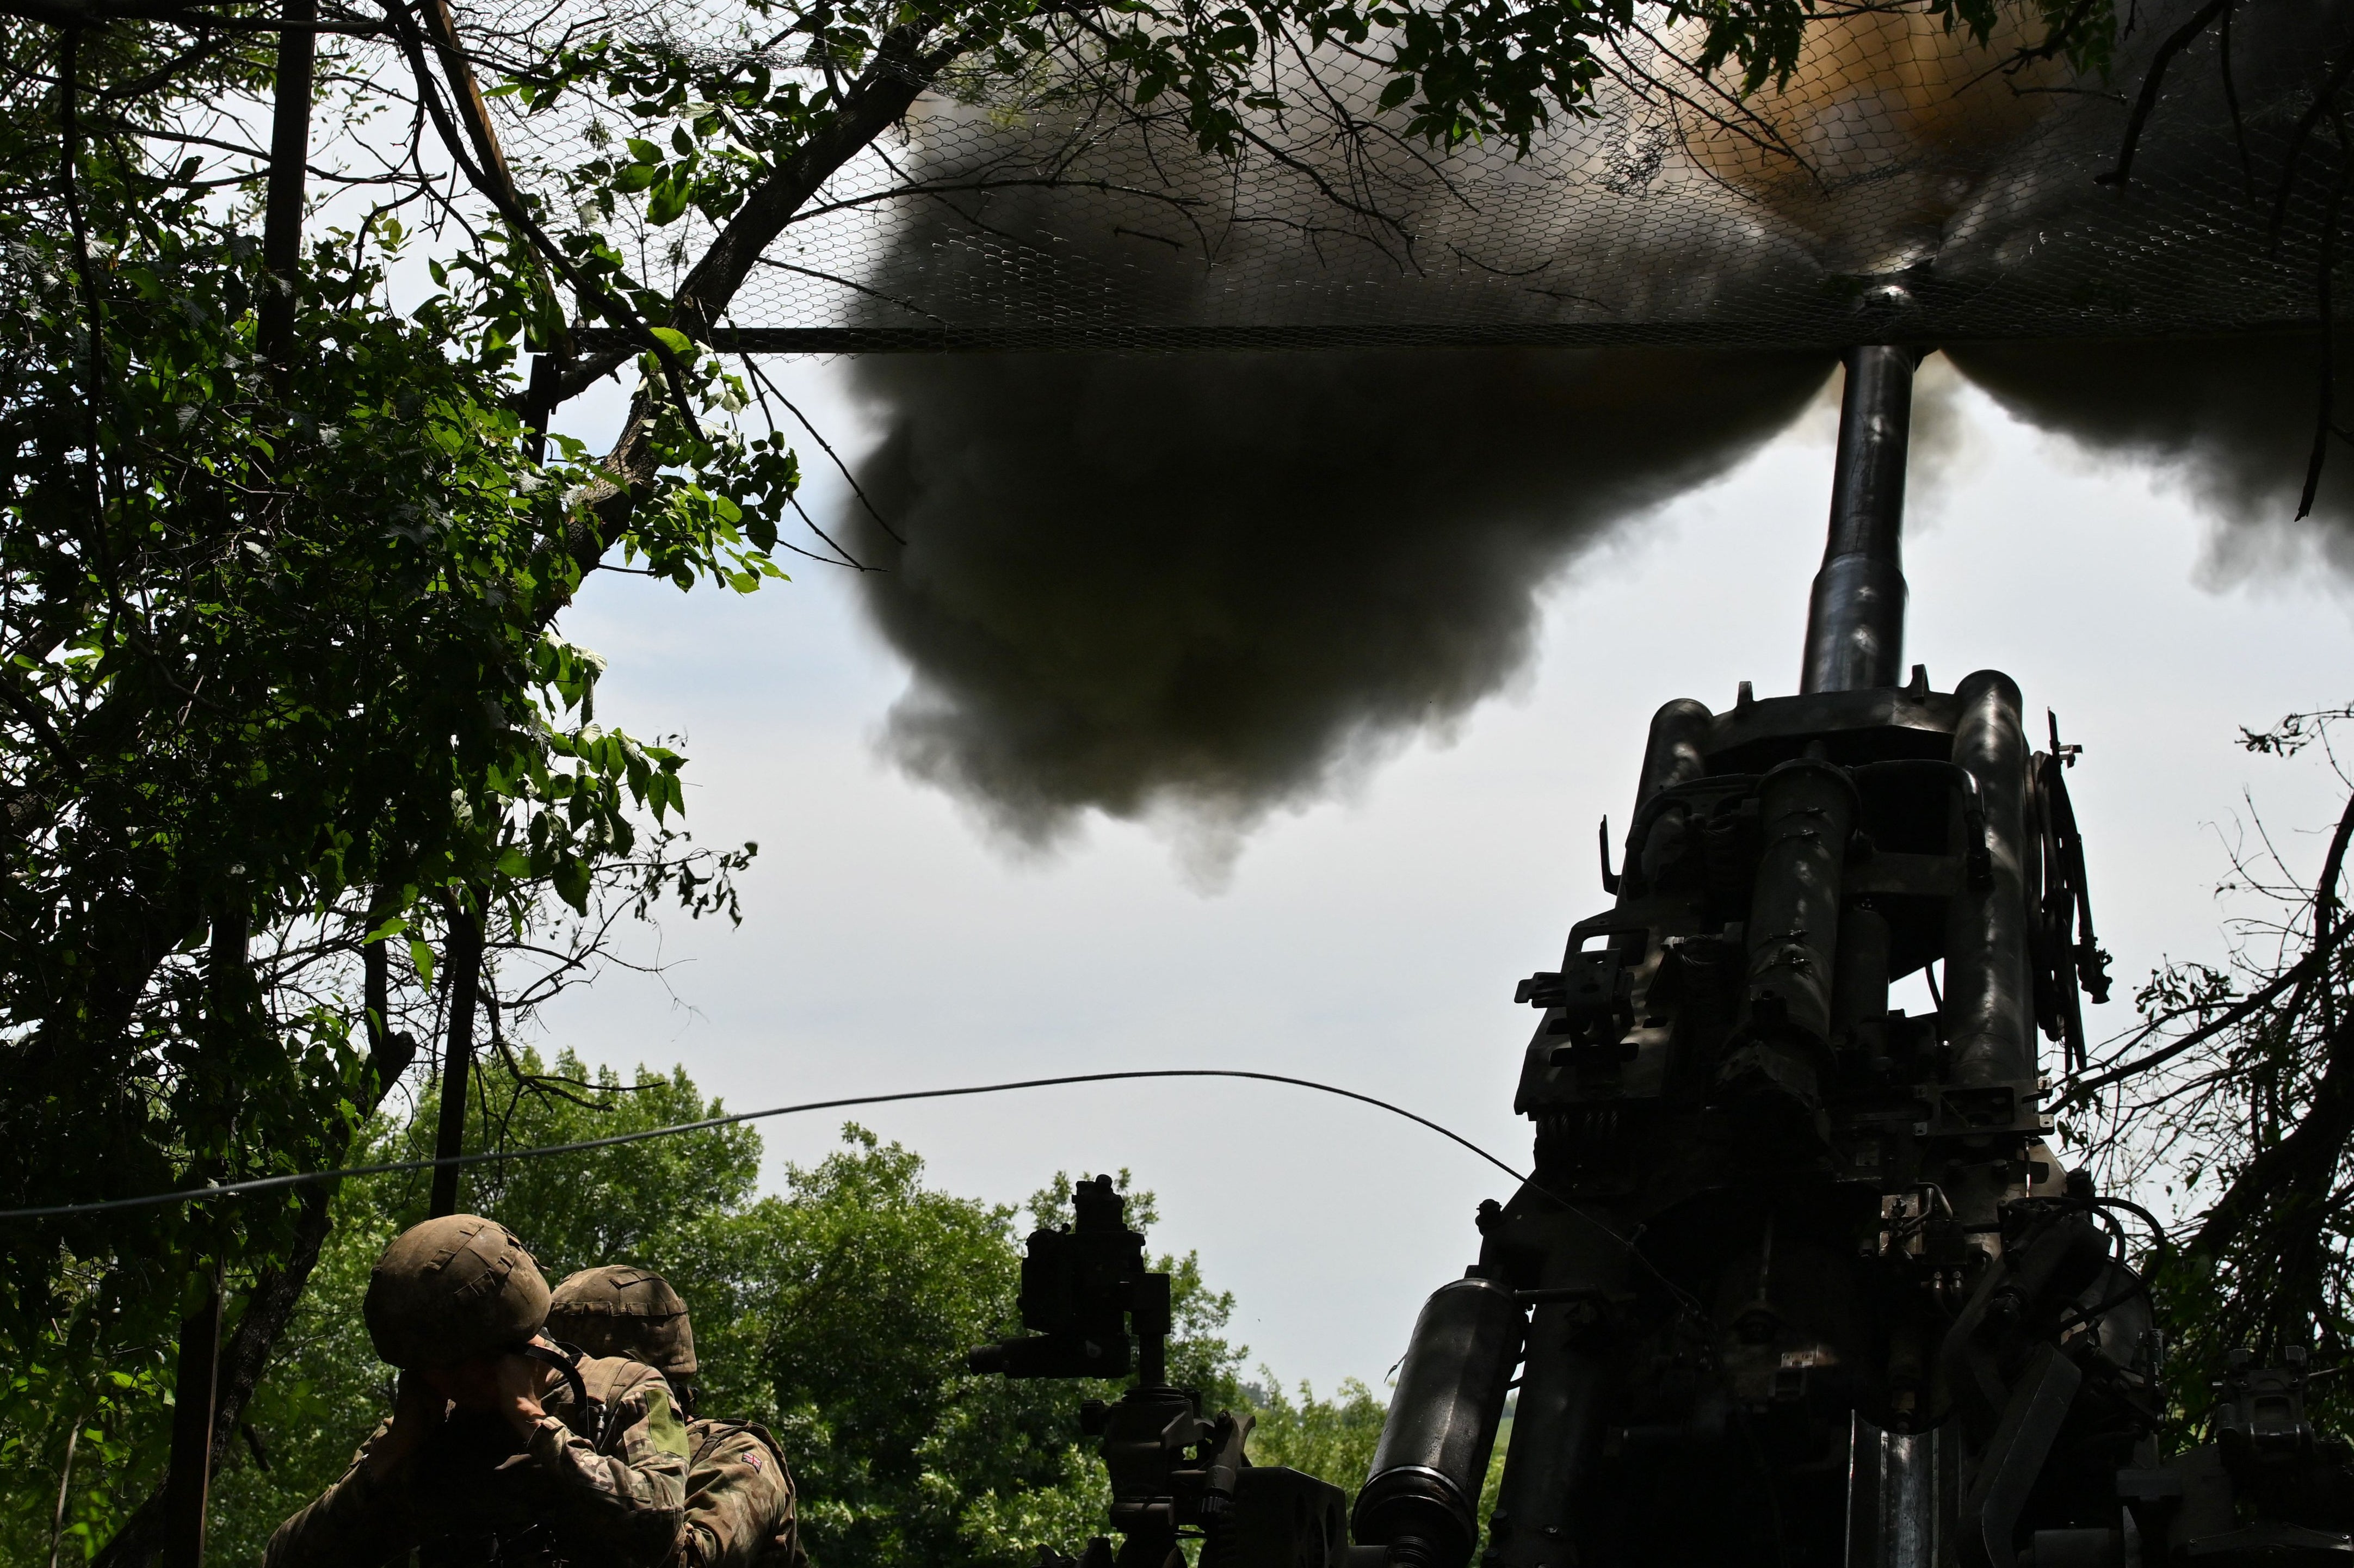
(482, 1), (2354, 349)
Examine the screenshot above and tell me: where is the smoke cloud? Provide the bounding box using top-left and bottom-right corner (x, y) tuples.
(823, 2), (2352, 871)
(1948, 337), (2354, 579)
(847, 348), (1832, 871)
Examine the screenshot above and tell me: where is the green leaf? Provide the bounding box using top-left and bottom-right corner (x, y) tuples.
(554, 855), (592, 911)
(646, 177), (690, 226)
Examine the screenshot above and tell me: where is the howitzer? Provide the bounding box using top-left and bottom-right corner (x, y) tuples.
(981, 347), (2354, 1568)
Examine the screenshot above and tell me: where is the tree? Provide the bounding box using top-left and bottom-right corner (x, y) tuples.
(1249, 1376), (1390, 1495)
(2061, 705), (2354, 1438)
(0, 7), (786, 1553)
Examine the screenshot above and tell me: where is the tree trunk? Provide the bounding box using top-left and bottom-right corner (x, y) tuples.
(429, 891), (485, 1218)
(256, 0), (314, 372)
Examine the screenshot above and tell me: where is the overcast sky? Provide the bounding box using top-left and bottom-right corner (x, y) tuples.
(542, 355), (2354, 1398)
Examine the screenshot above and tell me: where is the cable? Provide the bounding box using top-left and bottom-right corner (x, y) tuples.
(2087, 1194), (2176, 1258)
(0, 1069), (1531, 1222)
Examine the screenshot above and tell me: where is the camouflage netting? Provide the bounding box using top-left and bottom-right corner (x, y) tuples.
(478, 0), (2354, 351)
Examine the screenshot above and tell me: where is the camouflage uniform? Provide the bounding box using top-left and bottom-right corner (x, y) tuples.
(265, 1354), (693, 1568)
(546, 1265), (805, 1568)
(679, 1420), (805, 1568)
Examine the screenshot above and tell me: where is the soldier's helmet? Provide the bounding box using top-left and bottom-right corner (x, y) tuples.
(545, 1265), (699, 1379)
(363, 1213), (552, 1369)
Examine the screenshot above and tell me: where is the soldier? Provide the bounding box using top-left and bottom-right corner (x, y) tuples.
(266, 1214), (691, 1568)
(546, 1265), (804, 1568)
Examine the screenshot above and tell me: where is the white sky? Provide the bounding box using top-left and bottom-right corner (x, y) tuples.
(542, 356), (2354, 1397)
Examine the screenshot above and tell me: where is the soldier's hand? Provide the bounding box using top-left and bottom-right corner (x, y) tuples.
(491, 1347), (551, 1439)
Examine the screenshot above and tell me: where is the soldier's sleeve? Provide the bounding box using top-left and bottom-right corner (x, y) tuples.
(527, 1361), (691, 1567)
(263, 1419), (424, 1568)
(681, 1423), (801, 1568)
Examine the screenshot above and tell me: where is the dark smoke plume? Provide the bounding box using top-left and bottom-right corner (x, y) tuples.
(848, 348), (1832, 866)
(1948, 337), (2354, 577)
(826, 2), (2351, 872)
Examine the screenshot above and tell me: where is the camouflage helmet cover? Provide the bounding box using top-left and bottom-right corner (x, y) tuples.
(546, 1264), (698, 1378)
(363, 1213), (551, 1369)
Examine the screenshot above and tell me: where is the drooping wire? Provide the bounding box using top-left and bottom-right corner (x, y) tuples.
(0, 1068), (1531, 1222)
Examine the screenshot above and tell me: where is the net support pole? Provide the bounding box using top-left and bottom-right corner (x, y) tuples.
(1800, 344), (1917, 694)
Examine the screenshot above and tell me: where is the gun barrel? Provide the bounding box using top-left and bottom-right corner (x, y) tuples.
(1801, 344), (1917, 694)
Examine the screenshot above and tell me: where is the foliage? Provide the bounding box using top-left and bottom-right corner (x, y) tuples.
(1249, 1376), (1387, 1489)
(0, 4), (775, 1551)
(0, 1347), (174, 1567)
(2061, 705), (2354, 1440)
(1684, 0), (2113, 95)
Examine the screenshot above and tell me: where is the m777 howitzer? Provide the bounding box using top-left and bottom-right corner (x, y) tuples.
(976, 348), (2354, 1568)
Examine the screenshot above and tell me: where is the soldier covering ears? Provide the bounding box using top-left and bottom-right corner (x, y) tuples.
(265, 1214), (691, 1568)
